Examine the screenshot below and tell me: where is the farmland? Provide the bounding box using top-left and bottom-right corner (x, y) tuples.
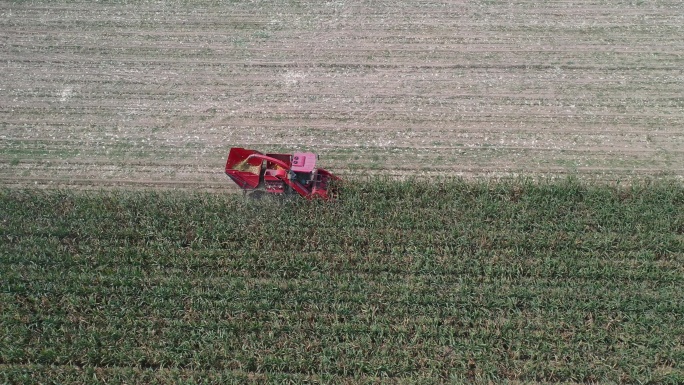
(1, 0), (684, 189)
(2, 0), (684, 383)
(2, 180), (684, 383)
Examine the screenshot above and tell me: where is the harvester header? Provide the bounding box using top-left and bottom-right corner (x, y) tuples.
(225, 147), (339, 199)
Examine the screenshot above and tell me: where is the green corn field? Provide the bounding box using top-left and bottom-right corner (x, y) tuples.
(1, 178), (683, 384)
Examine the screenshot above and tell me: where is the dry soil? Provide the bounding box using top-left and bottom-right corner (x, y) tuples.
(1, 0), (683, 190)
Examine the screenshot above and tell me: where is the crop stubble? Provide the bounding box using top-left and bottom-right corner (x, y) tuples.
(1, 0), (683, 189)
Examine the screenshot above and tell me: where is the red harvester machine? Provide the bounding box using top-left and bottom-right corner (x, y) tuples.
(225, 147), (339, 199)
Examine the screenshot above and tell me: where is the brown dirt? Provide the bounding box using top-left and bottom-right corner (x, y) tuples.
(1, 1), (683, 190)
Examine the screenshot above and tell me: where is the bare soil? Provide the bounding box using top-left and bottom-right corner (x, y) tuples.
(1, 1), (683, 190)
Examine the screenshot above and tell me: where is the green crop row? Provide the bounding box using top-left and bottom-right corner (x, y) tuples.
(1, 178), (683, 384)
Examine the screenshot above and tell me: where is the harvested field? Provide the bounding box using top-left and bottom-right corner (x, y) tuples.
(1, 1), (683, 189)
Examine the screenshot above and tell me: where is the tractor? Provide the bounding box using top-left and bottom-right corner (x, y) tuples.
(225, 147), (339, 199)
